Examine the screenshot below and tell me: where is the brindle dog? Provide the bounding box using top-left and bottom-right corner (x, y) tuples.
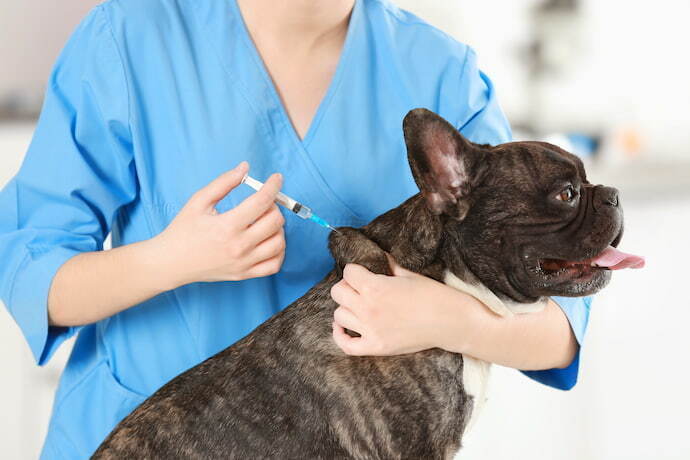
(93, 108), (631, 459)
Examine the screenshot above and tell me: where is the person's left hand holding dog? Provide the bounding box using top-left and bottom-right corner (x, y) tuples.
(330, 256), (578, 371)
(330, 256), (478, 356)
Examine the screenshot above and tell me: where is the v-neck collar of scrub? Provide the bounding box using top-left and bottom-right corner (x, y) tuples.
(228, 0), (362, 148)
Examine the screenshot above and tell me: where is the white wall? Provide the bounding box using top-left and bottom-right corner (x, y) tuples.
(397, 0), (690, 160)
(0, 2), (99, 98)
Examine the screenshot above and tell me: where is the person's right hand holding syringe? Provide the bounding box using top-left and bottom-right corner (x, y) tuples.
(48, 162), (287, 327)
(155, 161), (288, 285)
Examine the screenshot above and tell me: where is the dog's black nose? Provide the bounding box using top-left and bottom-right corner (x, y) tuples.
(599, 186), (619, 207)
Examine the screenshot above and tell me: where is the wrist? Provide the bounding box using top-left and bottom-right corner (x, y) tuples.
(142, 234), (190, 292)
(432, 285), (483, 355)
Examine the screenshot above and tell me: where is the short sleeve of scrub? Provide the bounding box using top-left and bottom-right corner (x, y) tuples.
(453, 47), (593, 391)
(0, 6), (137, 366)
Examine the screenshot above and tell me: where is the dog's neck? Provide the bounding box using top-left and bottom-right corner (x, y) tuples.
(442, 269), (547, 317)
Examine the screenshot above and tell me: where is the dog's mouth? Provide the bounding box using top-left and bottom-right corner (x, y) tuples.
(537, 245), (645, 279)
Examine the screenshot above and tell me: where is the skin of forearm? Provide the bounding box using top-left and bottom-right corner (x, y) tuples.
(438, 292), (578, 371)
(47, 237), (179, 327)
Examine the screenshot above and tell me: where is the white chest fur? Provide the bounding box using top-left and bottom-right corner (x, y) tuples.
(442, 270), (547, 435)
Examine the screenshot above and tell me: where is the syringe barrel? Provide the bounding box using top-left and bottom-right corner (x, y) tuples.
(242, 173), (311, 219)
(273, 191), (312, 219)
(293, 203), (312, 219)
(274, 191), (299, 213)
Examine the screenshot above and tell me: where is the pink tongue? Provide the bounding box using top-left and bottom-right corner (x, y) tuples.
(591, 246), (645, 270)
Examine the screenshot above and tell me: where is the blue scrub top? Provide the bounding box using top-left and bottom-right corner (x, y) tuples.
(0, 0), (592, 457)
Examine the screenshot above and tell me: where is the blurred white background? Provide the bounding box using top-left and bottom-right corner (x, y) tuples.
(1, 1), (689, 459)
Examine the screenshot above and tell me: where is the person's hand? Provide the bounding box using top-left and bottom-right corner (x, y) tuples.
(154, 161), (286, 288)
(330, 255), (475, 356)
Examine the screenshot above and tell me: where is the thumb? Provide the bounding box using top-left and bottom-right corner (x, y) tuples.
(192, 161), (249, 212)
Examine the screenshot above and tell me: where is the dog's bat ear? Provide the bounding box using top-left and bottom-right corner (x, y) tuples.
(403, 108), (486, 220)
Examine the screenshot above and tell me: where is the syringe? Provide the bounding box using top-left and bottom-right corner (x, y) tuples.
(241, 174), (339, 233)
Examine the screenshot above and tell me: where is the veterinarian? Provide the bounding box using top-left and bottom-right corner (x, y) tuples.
(0, 0), (591, 458)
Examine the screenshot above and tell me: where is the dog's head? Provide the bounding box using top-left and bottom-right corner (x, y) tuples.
(403, 108), (643, 302)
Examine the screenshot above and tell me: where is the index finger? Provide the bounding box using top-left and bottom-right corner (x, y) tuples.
(190, 161), (249, 212)
(226, 173), (283, 226)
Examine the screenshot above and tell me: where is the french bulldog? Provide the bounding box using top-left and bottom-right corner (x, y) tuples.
(92, 108), (643, 459)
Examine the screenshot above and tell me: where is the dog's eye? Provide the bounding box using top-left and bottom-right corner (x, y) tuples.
(556, 185), (576, 202)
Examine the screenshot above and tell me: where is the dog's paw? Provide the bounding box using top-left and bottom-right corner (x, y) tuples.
(329, 227), (393, 277)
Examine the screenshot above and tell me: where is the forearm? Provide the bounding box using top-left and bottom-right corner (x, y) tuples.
(440, 293), (578, 370)
(47, 237), (179, 327)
